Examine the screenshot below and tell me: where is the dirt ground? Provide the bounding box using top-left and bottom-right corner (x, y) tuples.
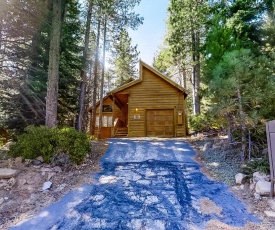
(0, 140), (108, 230)
(1, 138), (275, 230)
(191, 138), (275, 230)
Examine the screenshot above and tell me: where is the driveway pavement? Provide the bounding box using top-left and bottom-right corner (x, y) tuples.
(11, 139), (259, 230)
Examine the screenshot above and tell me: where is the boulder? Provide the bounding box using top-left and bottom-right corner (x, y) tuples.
(255, 180), (275, 195)
(15, 157), (23, 165)
(235, 173), (247, 185)
(36, 156), (44, 163)
(264, 210), (275, 218)
(254, 193), (261, 200)
(31, 159), (42, 166)
(42, 181), (52, 191)
(0, 168), (18, 179)
(253, 171), (269, 183)
(53, 166), (62, 173)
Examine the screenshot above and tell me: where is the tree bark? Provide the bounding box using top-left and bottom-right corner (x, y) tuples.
(98, 15), (107, 139)
(45, 0), (62, 128)
(237, 86), (246, 158)
(76, 0), (93, 131)
(226, 113), (234, 143)
(90, 16), (101, 135)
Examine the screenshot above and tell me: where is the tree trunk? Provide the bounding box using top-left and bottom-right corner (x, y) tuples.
(90, 16), (101, 135)
(237, 86), (246, 158)
(191, 21), (200, 115)
(226, 113), (234, 143)
(76, 0), (93, 131)
(98, 15), (107, 139)
(45, 0), (62, 128)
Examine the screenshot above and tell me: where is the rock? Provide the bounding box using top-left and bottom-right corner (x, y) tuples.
(47, 172), (56, 180)
(53, 166), (62, 173)
(264, 210), (275, 218)
(0, 168), (18, 179)
(250, 183), (256, 191)
(255, 180), (275, 195)
(25, 172), (42, 185)
(15, 157), (23, 165)
(253, 171), (269, 183)
(240, 184), (245, 190)
(42, 181), (52, 191)
(40, 167), (53, 176)
(0, 197), (4, 205)
(235, 173), (248, 185)
(254, 193), (261, 200)
(55, 183), (66, 192)
(268, 199), (275, 211)
(7, 177), (16, 187)
(24, 159), (32, 165)
(31, 159), (42, 166)
(36, 156), (44, 163)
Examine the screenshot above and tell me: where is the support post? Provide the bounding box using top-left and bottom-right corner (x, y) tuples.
(266, 120), (275, 198)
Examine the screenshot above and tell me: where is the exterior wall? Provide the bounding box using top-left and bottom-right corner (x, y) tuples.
(117, 66), (186, 137)
(90, 97), (122, 138)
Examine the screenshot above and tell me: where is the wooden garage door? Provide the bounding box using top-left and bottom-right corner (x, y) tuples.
(146, 109), (174, 137)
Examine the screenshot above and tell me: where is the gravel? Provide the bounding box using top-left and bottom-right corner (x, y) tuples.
(188, 136), (243, 186)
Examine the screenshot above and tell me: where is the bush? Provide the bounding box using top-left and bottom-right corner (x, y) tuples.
(189, 114), (213, 133)
(9, 125), (91, 165)
(0, 136), (4, 147)
(56, 127), (91, 164)
(10, 126), (56, 162)
(241, 156), (270, 177)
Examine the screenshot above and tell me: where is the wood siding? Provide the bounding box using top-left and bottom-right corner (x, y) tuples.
(146, 109), (174, 137)
(118, 66), (186, 137)
(89, 62), (187, 138)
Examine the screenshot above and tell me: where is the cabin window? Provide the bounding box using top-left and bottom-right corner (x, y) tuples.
(102, 105), (112, 112)
(96, 115), (112, 127)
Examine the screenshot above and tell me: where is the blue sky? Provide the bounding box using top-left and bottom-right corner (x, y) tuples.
(128, 0), (169, 65)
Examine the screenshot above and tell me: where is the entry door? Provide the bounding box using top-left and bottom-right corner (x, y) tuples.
(146, 109), (174, 137)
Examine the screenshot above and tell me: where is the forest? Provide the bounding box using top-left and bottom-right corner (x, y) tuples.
(0, 0), (275, 161)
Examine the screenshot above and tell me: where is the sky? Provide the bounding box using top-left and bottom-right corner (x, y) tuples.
(128, 0), (169, 65)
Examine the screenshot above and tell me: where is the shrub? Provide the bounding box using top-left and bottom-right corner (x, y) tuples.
(10, 125), (91, 165)
(56, 127), (91, 164)
(241, 156), (270, 177)
(0, 136), (4, 147)
(9, 126), (56, 162)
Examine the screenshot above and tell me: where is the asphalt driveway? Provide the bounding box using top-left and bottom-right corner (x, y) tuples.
(11, 139), (259, 230)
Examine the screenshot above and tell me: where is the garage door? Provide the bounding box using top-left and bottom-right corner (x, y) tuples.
(146, 109), (174, 137)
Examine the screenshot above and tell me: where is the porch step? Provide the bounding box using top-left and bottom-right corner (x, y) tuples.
(114, 127), (128, 137)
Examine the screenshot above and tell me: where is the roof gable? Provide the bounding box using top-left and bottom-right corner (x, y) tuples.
(109, 61), (186, 96)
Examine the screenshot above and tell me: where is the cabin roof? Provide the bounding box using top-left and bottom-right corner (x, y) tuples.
(108, 61), (186, 95)
(88, 61), (187, 112)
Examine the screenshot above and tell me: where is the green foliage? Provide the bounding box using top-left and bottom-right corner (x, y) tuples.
(189, 114), (217, 133)
(56, 127), (91, 164)
(10, 126), (56, 162)
(0, 136), (4, 147)
(241, 157), (270, 177)
(110, 29), (140, 87)
(9, 126), (91, 165)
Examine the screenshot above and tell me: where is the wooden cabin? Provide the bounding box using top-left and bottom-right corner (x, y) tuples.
(88, 61), (188, 138)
